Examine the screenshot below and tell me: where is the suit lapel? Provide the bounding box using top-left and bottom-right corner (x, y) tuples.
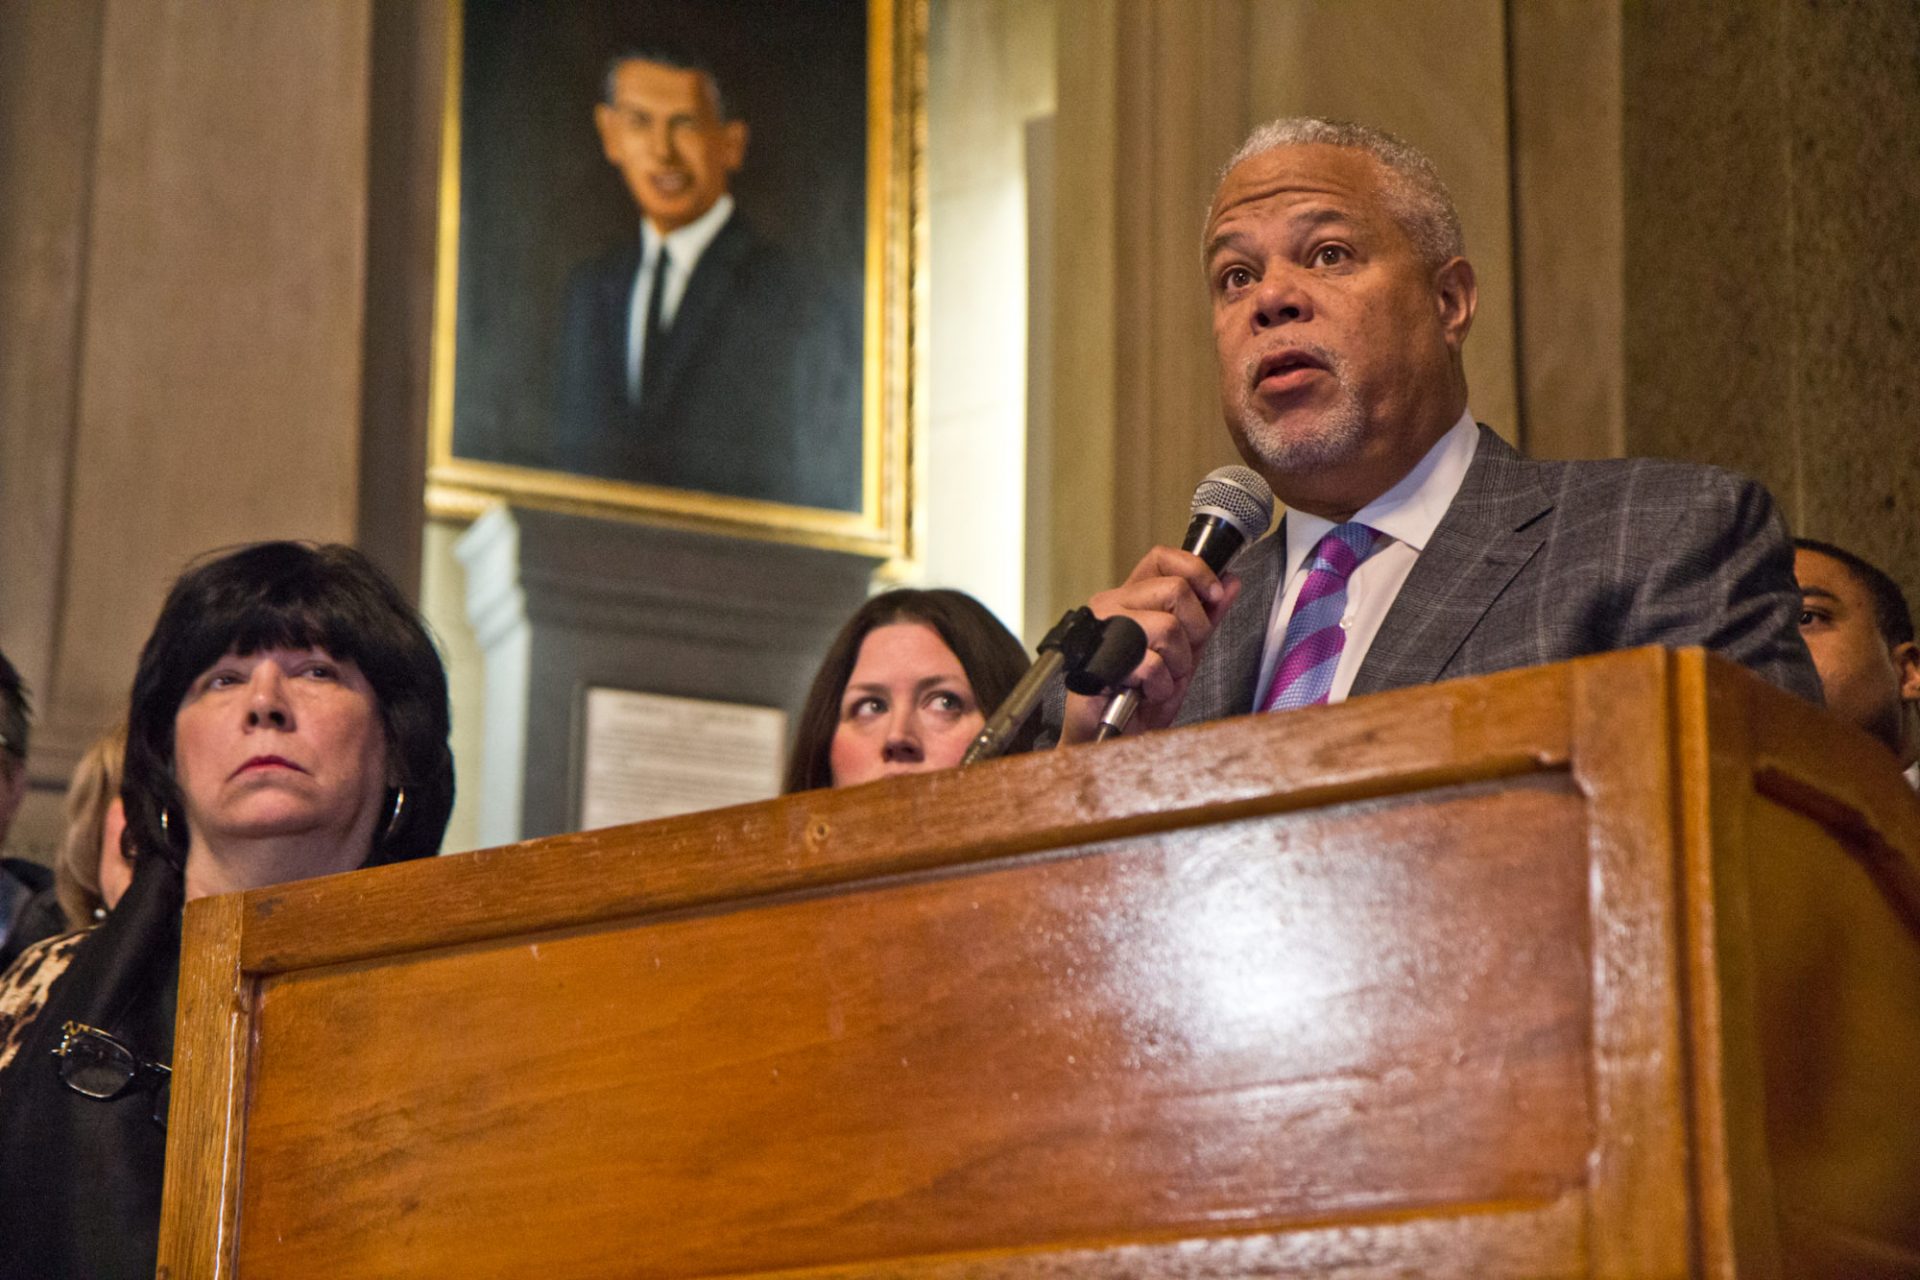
(1351, 428), (1553, 695)
(648, 216), (751, 409)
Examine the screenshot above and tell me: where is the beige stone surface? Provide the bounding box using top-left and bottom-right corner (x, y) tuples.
(49, 0), (373, 753)
(1507, 0), (1625, 462)
(0, 0), (375, 864)
(1620, 4), (1798, 488)
(1612, 2), (1920, 615)
(1508, 1), (1920, 615)
(1779, 1), (1920, 611)
(0, 0), (108, 860)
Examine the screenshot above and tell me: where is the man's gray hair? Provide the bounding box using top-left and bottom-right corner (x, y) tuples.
(1221, 118), (1465, 268)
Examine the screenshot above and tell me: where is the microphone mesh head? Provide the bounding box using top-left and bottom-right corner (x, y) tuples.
(1190, 466), (1275, 539)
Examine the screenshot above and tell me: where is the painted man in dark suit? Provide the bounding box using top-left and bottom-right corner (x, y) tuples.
(1051, 118), (1819, 744)
(552, 51), (860, 511)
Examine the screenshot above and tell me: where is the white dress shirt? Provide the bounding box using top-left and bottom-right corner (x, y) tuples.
(1905, 762), (1918, 792)
(1252, 411), (1482, 711)
(626, 194), (736, 403)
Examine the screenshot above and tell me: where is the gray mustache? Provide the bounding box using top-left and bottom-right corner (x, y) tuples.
(1243, 341), (1342, 384)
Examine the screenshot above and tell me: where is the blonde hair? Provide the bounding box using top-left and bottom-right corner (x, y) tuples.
(55, 725), (126, 929)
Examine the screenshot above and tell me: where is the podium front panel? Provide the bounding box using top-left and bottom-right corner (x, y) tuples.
(236, 780), (1591, 1277)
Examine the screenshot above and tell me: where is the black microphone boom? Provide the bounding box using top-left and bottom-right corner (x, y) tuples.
(1094, 466), (1275, 742)
(963, 611), (1151, 766)
(961, 608), (1103, 766)
(1065, 615), (1147, 696)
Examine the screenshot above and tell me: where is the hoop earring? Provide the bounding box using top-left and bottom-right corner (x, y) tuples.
(379, 787), (407, 842)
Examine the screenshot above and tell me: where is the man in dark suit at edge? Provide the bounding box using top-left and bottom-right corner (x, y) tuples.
(552, 50), (860, 511)
(1052, 118), (1819, 745)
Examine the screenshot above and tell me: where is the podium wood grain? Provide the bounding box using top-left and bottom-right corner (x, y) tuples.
(156, 649), (1920, 1278)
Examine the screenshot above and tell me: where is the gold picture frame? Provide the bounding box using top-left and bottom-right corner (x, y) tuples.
(426, 0), (923, 560)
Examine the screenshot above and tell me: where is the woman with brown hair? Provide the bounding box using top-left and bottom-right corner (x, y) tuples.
(784, 588), (1031, 792)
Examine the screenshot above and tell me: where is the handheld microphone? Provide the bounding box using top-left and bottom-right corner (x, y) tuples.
(1094, 466), (1275, 742)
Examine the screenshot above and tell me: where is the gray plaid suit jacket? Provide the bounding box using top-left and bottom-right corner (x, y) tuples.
(1044, 426), (1820, 741)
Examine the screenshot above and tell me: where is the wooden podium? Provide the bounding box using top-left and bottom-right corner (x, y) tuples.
(156, 649), (1920, 1278)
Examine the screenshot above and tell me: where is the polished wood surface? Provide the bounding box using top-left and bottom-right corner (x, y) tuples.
(157, 649), (1920, 1278)
(239, 781), (1590, 1277)
(1704, 662), (1920, 1276)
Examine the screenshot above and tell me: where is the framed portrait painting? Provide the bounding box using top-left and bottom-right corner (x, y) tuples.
(427, 0), (921, 558)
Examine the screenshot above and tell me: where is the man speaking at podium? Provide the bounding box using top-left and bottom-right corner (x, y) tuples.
(1056, 118), (1819, 744)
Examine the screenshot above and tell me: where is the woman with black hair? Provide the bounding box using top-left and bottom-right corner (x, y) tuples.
(784, 588), (1032, 792)
(0, 541), (454, 1280)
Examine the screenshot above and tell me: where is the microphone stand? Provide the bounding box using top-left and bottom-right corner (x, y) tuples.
(962, 609), (1103, 766)
(961, 612), (1144, 766)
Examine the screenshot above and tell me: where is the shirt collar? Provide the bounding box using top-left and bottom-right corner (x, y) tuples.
(641, 194), (735, 268)
(1285, 408), (1481, 566)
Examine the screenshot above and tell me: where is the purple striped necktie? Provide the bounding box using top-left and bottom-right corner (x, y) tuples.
(1260, 522), (1384, 712)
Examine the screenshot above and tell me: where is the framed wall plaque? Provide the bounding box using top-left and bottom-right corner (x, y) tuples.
(578, 686), (785, 829)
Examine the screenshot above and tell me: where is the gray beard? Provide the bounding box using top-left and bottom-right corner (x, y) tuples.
(1229, 347), (1368, 477)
